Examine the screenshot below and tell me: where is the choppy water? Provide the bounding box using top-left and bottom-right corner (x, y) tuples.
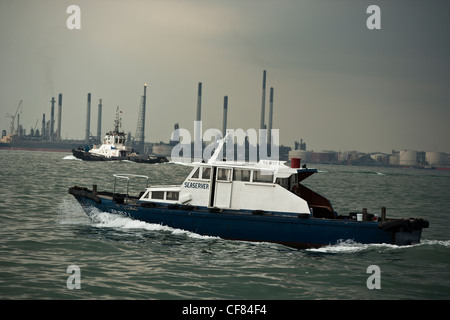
(0, 150), (449, 300)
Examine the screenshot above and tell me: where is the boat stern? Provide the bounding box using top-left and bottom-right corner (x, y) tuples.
(379, 218), (429, 245)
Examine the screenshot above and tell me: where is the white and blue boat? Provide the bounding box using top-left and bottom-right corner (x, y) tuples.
(72, 107), (167, 164)
(69, 137), (429, 248)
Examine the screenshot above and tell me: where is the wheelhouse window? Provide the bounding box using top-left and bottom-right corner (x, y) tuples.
(275, 177), (289, 189)
(166, 191), (179, 201)
(233, 169), (251, 182)
(190, 167), (211, 180)
(290, 173), (298, 186)
(191, 167), (200, 179)
(253, 170), (274, 183)
(202, 167), (211, 180)
(151, 191), (164, 200)
(217, 168), (232, 181)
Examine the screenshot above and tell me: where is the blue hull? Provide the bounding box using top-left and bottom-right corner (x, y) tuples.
(69, 187), (426, 248)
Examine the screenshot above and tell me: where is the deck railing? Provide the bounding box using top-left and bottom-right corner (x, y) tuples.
(113, 174), (149, 204)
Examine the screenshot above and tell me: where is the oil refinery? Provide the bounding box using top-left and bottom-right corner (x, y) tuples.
(2, 71), (449, 170)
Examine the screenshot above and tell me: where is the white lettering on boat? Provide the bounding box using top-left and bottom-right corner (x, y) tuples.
(184, 182), (210, 190)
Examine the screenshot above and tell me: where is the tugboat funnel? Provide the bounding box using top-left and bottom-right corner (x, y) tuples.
(291, 158), (301, 168)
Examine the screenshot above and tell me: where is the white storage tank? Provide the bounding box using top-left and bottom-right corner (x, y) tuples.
(399, 150), (417, 166)
(426, 152), (443, 166)
(389, 154), (399, 166)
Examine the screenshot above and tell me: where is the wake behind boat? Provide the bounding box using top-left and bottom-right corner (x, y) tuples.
(69, 136), (429, 249)
(72, 107), (167, 164)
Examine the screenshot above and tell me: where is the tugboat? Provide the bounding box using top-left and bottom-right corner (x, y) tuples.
(72, 107), (167, 164)
(69, 136), (429, 249)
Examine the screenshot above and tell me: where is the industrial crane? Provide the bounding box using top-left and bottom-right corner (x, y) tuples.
(5, 100), (22, 135)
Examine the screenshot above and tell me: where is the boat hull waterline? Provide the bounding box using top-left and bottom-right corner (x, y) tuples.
(69, 186), (428, 249)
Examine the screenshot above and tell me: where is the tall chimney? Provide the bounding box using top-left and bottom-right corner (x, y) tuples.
(260, 70), (266, 130)
(268, 87), (274, 149)
(222, 95), (228, 137)
(57, 93), (62, 141)
(42, 113), (46, 140)
(50, 97), (55, 142)
(142, 84), (147, 142)
(196, 82), (202, 122)
(97, 99), (102, 142)
(194, 82), (203, 161)
(136, 84), (147, 154)
(85, 93), (91, 143)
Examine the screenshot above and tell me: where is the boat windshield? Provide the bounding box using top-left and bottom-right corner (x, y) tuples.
(203, 167), (211, 179)
(115, 136), (124, 144)
(217, 168), (232, 181)
(275, 177), (289, 189)
(233, 169), (251, 182)
(190, 166), (212, 180)
(253, 170), (274, 183)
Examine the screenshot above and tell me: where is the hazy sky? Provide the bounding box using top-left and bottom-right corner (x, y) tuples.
(1, 0), (449, 153)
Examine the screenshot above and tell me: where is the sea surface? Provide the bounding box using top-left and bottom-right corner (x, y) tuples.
(0, 150), (449, 300)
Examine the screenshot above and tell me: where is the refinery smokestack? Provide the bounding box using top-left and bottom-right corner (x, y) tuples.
(194, 82), (202, 161)
(97, 99), (102, 142)
(85, 93), (91, 143)
(135, 84), (147, 154)
(142, 84), (147, 140)
(50, 97), (55, 142)
(260, 70), (266, 130)
(57, 93), (62, 141)
(222, 95), (228, 137)
(196, 82), (202, 122)
(42, 113), (46, 140)
(268, 87), (274, 148)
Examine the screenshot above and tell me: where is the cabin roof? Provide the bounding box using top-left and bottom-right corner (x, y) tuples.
(185, 135), (318, 181)
(190, 160), (317, 180)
